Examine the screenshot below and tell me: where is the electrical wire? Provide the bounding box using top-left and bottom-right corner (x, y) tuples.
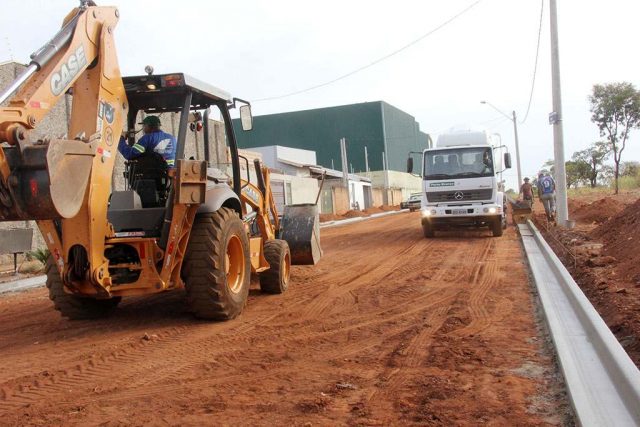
(519, 0), (544, 124)
(253, 0), (483, 102)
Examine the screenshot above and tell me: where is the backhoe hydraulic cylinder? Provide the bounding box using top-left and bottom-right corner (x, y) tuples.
(0, 10), (82, 105)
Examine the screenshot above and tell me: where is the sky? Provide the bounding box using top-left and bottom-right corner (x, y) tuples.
(1, 0), (639, 191)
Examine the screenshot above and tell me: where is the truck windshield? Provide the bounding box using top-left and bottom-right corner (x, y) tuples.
(423, 147), (494, 180)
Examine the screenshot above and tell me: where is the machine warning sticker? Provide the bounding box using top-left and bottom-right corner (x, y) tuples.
(98, 100), (115, 124)
(104, 126), (114, 146)
(429, 182), (455, 187)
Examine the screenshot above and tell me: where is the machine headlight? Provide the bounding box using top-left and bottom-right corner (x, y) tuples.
(488, 207), (497, 214)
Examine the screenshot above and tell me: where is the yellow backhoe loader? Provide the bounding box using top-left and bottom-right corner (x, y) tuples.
(0, 1), (321, 320)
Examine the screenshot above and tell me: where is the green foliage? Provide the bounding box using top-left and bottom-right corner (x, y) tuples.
(620, 161), (640, 177)
(589, 82), (640, 193)
(572, 141), (610, 187)
(28, 248), (50, 266)
(565, 159), (591, 188)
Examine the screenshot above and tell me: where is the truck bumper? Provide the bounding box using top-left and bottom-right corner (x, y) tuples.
(420, 204), (502, 227)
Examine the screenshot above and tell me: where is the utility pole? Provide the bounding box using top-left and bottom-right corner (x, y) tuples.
(512, 111), (522, 186)
(364, 146), (369, 173)
(480, 101), (523, 188)
(340, 138), (348, 187)
(550, 0), (569, 226)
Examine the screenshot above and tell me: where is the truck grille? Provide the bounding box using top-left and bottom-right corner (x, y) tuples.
(426, 189), (493, 203)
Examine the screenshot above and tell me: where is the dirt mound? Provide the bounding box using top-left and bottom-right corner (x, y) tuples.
(319, 213), (341, 223)
(342, 210), (367, 219)
(571, 197), (625, 224)
(592, 197), (640, 283)
(379, 205), (399, 211)
(363, 206), (384, 215)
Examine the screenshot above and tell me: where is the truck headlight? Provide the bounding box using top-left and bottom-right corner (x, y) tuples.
(421, 209), (437, 217)
(488, 207), (497, 214)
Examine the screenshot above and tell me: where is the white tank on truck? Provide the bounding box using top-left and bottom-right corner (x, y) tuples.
(406, 130), (511, 237)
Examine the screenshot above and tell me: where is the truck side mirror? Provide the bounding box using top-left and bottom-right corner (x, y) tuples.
(239, 105), (253, 131)
(406, 157), (414, 174)
(504, 153), (512, 169)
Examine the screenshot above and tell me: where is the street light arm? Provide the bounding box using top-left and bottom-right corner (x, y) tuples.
(480, 100), (513, 122)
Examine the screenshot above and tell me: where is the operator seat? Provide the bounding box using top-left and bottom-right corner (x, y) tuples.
(126, 152), (170, 208)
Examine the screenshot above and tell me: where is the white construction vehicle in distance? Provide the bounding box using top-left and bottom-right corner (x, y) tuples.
(407, 130), (511, 238)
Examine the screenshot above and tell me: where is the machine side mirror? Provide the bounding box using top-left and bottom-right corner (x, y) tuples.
(239, 104), (253, 131)
(406, 157), (414, 174)
(504, 152), (512, 169)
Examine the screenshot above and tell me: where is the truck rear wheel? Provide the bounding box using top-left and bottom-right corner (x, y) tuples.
(260, 239), (291, 294)
(184, 207), (251, 320)
(46, 257), (120, 320)
(491, 217), (503, 237)
(422, 222), (435, 238)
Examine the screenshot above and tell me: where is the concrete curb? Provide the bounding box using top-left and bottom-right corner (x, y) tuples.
(320, 209), (409, 229)
(0, 274), (46, 295)
(520, 220), (640, 425)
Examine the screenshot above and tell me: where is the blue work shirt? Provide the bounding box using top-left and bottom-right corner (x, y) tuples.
(539, 176), (555, 194)
(118, 130), (176, 168)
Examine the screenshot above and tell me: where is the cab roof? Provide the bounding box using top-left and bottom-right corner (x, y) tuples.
(123, 73), (231, 113)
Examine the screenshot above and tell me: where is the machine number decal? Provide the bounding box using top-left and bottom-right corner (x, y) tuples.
(429, 182), (455, 187)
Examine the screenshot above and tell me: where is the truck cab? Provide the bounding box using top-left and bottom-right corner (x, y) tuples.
(408, 131), (510, 237)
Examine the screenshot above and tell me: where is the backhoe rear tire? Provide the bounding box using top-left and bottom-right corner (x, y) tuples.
(46, 257), (121, 320)
(183, 207), (250, 320)
(260, 239), (291, 294)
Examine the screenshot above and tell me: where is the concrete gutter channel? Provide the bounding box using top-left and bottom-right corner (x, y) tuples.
(519, 220), (640, 426)
(0, 210), (409, 295)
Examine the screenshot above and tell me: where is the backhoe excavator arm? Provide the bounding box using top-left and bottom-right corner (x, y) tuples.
(0, 2), (127, 293)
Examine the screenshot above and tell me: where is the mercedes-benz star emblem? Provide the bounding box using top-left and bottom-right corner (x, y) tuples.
(454, 191), (464, 200)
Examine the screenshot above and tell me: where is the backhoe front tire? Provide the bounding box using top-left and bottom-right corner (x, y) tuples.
(260, 239), (291, 294)
(183, 208), (251, 320)
(46, 257), (120, 320)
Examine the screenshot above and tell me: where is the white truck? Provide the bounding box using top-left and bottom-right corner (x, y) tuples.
(407, 130), (511, 238)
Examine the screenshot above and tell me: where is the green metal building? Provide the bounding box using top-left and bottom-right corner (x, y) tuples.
(232, 101), (430, 172)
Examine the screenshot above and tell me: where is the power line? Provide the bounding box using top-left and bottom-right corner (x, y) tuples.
(519, 0), (544, 124)
(253, 0), (484, 102)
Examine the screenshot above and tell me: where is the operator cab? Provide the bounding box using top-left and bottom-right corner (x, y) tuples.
(107, 72), (252, 240)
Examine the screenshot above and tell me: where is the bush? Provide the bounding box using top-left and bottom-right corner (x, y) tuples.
(28, 248), (50, 266)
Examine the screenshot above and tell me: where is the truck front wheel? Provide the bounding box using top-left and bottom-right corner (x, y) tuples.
(422, 222), (435, 238)
(490, 217), (503, 237)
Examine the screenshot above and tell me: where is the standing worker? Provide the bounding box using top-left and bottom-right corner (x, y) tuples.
(519, 177), (534, 208)
(537, 172), (556, 222)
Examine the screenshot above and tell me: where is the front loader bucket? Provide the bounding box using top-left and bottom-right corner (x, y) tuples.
(509, 199), (533, 224)
(280, 203), (322, 265)
(0, 140), (93, 220)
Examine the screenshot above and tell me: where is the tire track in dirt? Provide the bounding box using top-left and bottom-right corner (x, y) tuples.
(0, 213), (569, 426)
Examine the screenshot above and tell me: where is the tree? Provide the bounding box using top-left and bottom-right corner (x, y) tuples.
(589, 82), (640, 194)
(565, 160), (591, 188)
(572, 141), (610, 188)
(620, 160), (640, 177)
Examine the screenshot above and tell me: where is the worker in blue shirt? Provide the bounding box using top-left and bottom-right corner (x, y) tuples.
(118, 115), (176, 168)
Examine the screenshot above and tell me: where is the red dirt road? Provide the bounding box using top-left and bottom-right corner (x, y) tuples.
(0, 213), (569, 425)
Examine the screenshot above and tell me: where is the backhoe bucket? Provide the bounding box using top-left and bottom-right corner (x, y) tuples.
(280, 203), (322, 265)
(0, 140), (93, 220)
